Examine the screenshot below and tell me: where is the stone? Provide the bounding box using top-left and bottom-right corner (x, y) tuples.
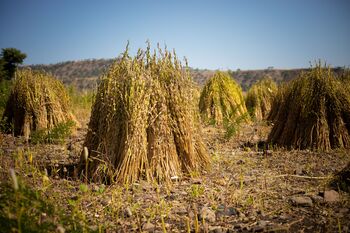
(88, 225), (99, 231)
(200, 207), (216, 223)
(175, 206), (188, 215)
(192, 179), (202, 184)
(125, 207), (132, 217)
(92, 184), (100, 192)
(252, 225), (264, 232)
(290, 196), (313, 207)
(101, 197), (111, 206)
(252, 134), (260, 141)
(142, 222), (155, 231)
(236, 159), (245, 165)
(180, 191), (187, 196)
(257, 220), (267, 228)
(264, 150), (273, 156)
(324, 190), (340, 203)
(56, 225), (65, 233)
(311, 195), (324, 203)
(166, 194), (176, 200)
(209, 226), (223, 233)
(216, 205), (238, 218)
(339, 208), (349, 214)
(294, 167), (304, 175)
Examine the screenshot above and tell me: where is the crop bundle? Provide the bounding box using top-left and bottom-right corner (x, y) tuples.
(245, 77), (277, 121)
(339, 69), (350, 91)
(199, 71), (249, 125)
(80, 46), (210, 184)
(267, 65), (350, 150)
(2, 69), (75, 140)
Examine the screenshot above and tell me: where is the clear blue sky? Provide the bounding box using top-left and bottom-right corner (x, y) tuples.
(0, 0), (349, 70)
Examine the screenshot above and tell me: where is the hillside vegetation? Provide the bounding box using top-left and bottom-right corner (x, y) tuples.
(30, 59), (345, 91)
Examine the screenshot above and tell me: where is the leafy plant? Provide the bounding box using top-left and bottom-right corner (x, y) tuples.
(47, 120), (75, 143)
(30, 129), (48, 144)
(0, 79), (12, 118)
(0, 179), (98, 233)
(67, 85), (94, 112)
(189, 184), (205, 198)
(223, 110), (249, 139)
(30, 120), (75, 144)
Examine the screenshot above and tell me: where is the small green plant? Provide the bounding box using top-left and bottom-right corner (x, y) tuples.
(30, 120), (75, 144)
(189, 184), (205, 198)
(223, 111), (249, 139)
(0, 172), (96, 233)
(0, 79), (12, 118)
(30, 128), (47, 144)
(67, 85), (94, 110)
(47, 120), (75, 143)
(245, 195), (255, 207)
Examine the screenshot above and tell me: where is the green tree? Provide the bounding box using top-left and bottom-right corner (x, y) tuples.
(0, 48), (27, 80)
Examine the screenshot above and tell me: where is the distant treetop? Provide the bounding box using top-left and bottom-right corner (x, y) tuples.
(0, 48), (27, 81)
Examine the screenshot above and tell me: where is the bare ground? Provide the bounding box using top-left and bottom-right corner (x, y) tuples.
(0, 122), (349, 232)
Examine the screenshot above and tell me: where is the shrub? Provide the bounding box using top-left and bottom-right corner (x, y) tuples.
(31, 120), (76, 144)
(0, 80), (12, 118)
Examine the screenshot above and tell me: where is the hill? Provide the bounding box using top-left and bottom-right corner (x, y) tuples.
(29, 59), (344, 91)
(30, 59), (114, 90)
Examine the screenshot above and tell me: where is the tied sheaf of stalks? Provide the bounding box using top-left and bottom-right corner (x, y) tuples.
(339, 68), (350, 92)
(81, 45), (210, 184)
(267, 63), (350, 151)
(245, 77), (278, 121)
(2, 69), (75, 140)
(199, 71), (250, 125)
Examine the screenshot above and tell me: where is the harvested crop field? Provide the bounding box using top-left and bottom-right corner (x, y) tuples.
(2, 1), (350, 232)
(1, 120), (349, 232)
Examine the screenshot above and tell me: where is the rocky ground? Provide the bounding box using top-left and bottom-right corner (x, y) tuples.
(0, 122), (349, 232)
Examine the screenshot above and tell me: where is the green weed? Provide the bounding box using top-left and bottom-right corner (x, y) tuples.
(30, 120), (75, 144)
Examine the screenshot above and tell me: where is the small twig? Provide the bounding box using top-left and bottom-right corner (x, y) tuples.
(287, 217), (305, 227)
(267, 217), (305, 232)
(240, 174), (330, 184)
(273, 174), (330, 180)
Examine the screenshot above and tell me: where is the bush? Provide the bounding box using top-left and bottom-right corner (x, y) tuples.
(0, 181), (94, 233)
(30, 120), (76, 144)
(0, 80), (12, 118)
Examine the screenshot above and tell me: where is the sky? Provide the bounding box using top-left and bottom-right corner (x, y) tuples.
(0, 0), (349, 70)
